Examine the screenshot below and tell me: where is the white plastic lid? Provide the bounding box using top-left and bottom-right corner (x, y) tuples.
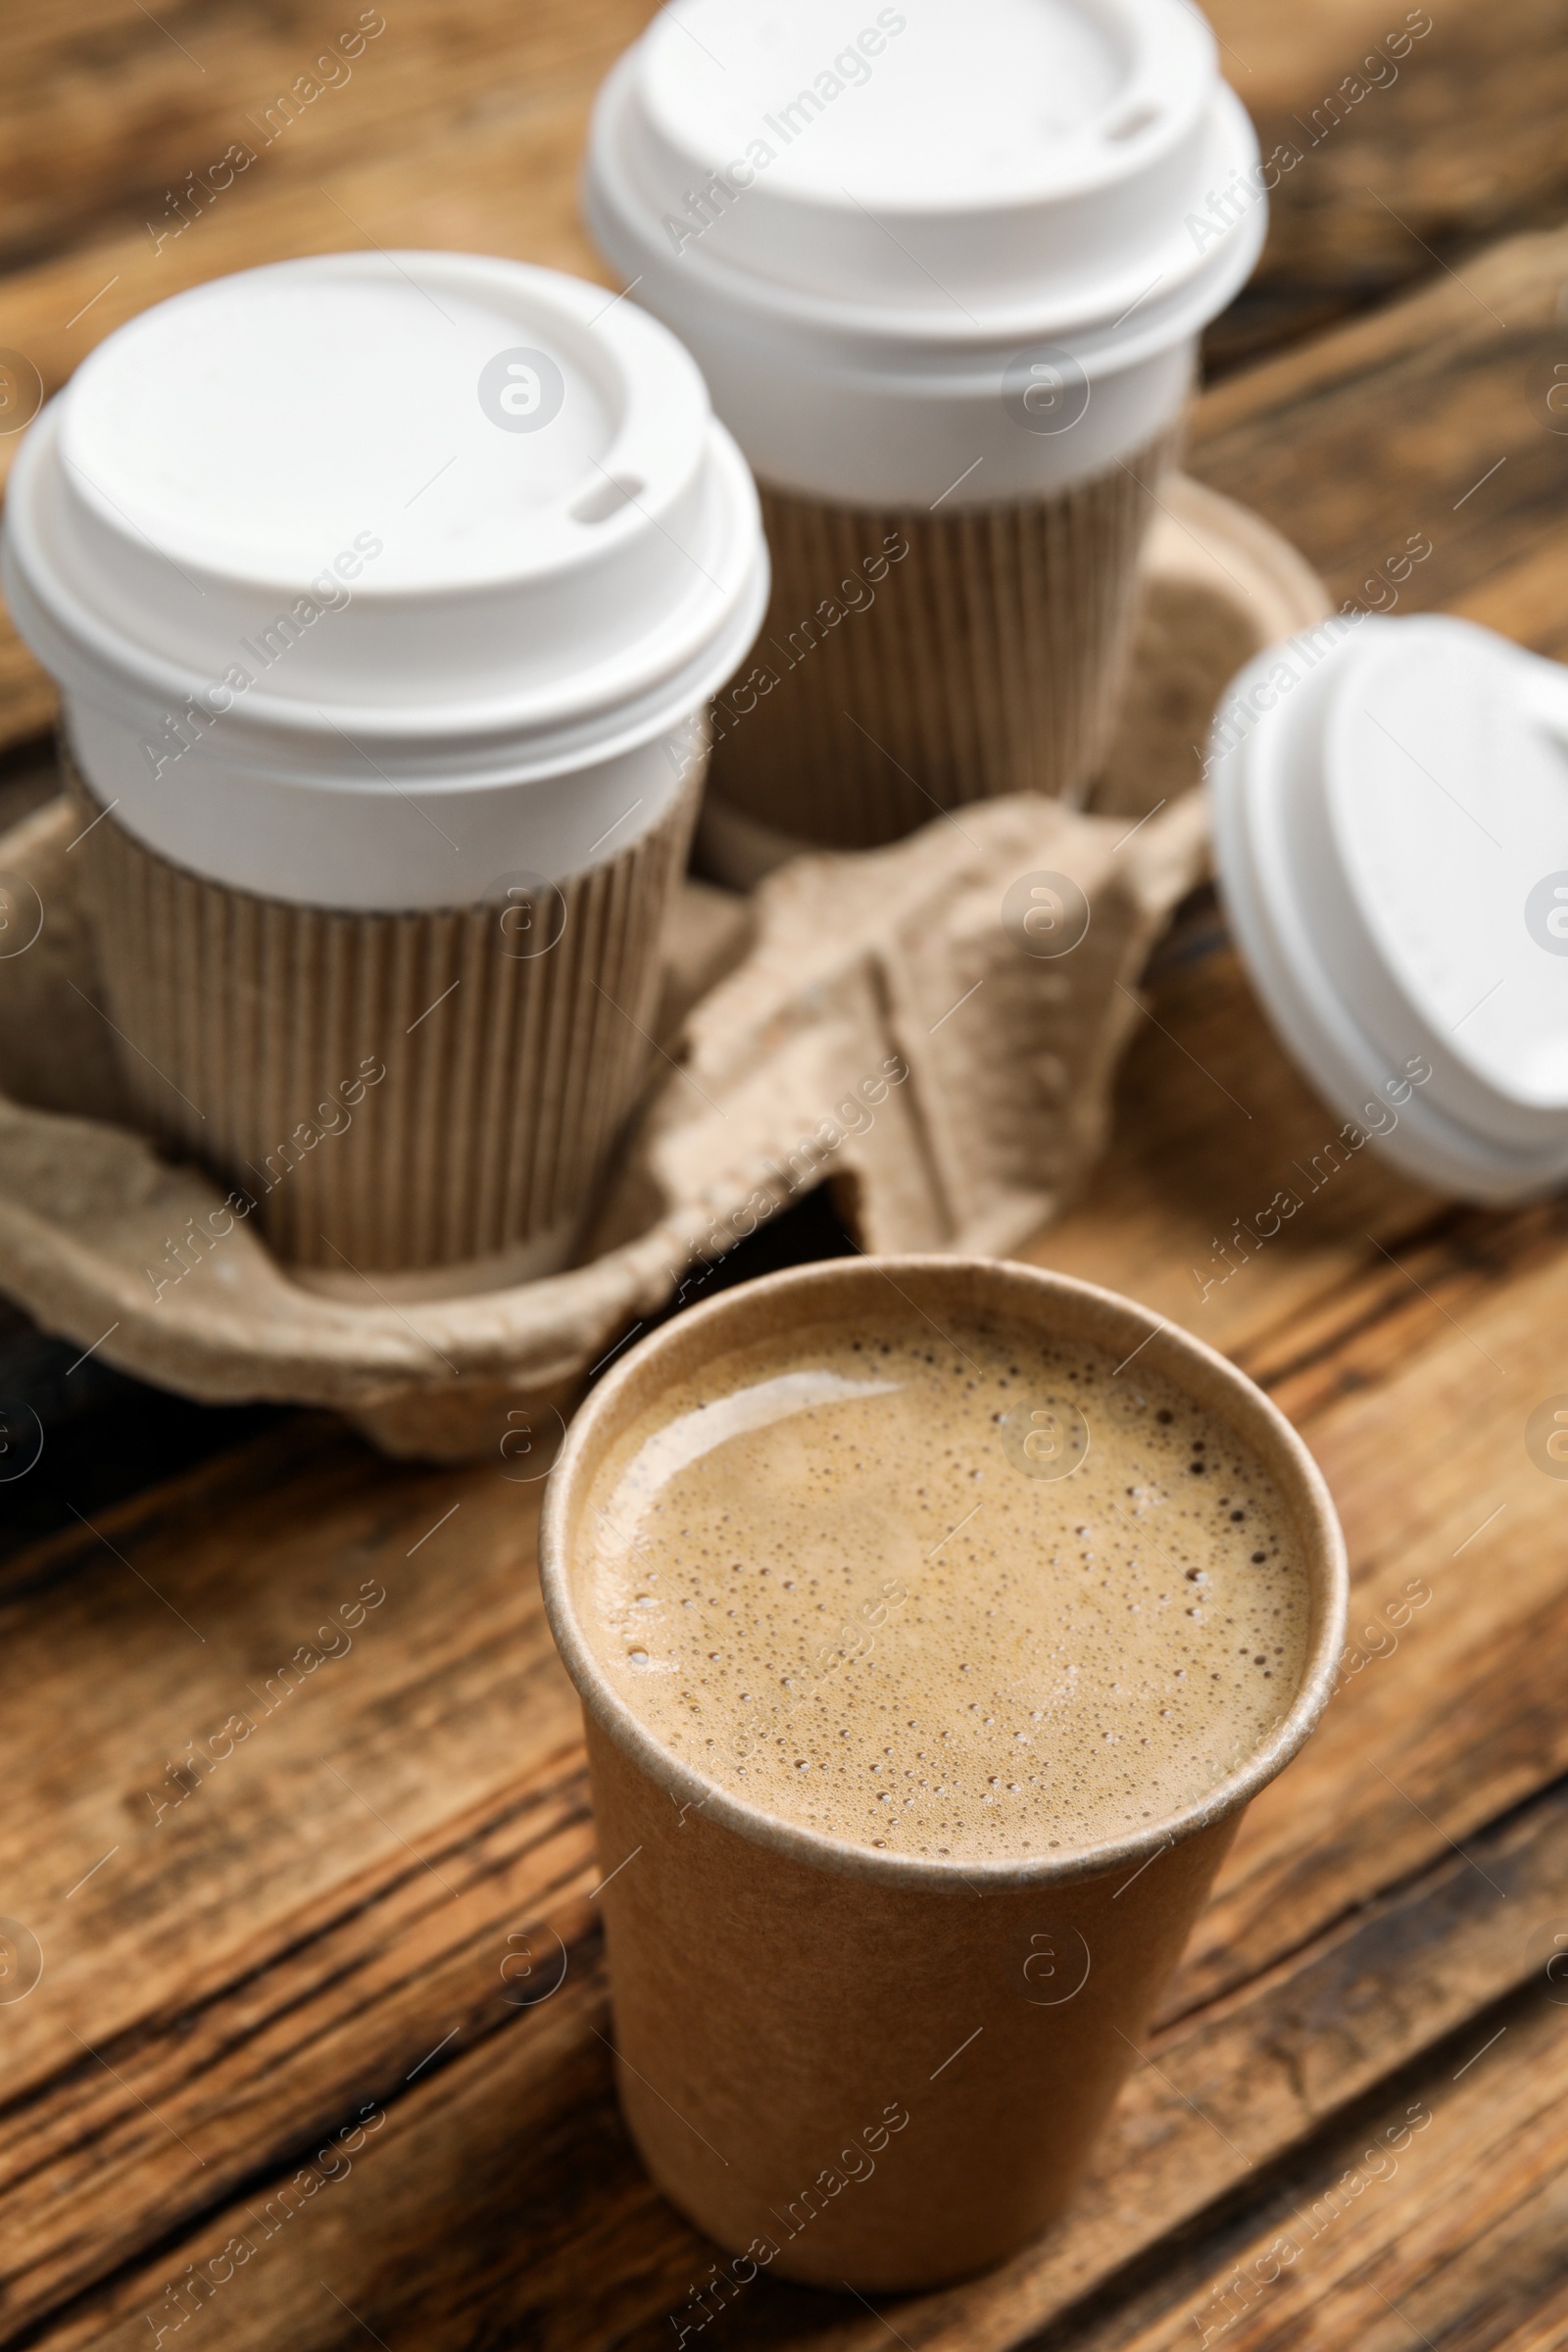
(1, 253), (767, 905)
(1210, 613), (1568, 1203)
(584, 0), (1263, 503)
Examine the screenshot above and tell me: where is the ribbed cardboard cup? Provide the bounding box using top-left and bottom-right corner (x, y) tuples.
(541, 1258), (1348, 2290)
(705, 433), (1176, 856)
(2, 255), (767, 1284)
(69, 762), (700, 1279)
(586, 0), (1268, 869)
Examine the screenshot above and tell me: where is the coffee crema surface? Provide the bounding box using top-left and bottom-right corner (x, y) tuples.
(579, 1316), (1312, 1859)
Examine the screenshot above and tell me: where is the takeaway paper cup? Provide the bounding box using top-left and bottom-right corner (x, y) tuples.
(584, 0), (1267, 865)
(2, 254), (766, 1279)
(540, 1258), (1347, 2288)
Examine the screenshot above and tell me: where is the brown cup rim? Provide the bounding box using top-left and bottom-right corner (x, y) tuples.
(539, 1256), (1348, 1891)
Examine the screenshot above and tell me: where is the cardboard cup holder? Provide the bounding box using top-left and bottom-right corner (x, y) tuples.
(0, 478), (1327, 1460)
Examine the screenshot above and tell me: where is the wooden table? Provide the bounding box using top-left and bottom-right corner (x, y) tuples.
(3, 5), (1568, 2347)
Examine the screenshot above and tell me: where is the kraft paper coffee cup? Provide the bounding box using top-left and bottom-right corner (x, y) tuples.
(2, 254), (767, 1280)
(584, 0), (1268, 869)
(541, 1257), (1347, 2289)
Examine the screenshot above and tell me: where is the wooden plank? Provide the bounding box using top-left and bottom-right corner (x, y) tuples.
(2, 1137), (1567, 2340)
(0, 1423), (575, 2100)
(1189, 222), (1568, 631)
(0, 85), (612, 441)
(1174, 1225), (1568, 2010)
(0, 0), (657, 275)
(17, 1745), (1568, 2348)
(1205, 0), (1568, 366)
(1044, 1984), (1568, 2352)
(3, 1752), (600, 2336)
(1026, 929), (1444, 1365)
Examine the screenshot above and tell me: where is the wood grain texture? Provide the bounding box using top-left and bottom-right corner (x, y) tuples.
(1190, 224), (1568, 635)
(1042, 1980), (1568, 2352)
(0, 1056), (1565, 2344)
(2, 5), (1568, 2346)
(1206, 0), (1568, 363)
(12, 1669), (1566, 2348)
(0, 0), (658, 276)
(0, 82), (610, 436)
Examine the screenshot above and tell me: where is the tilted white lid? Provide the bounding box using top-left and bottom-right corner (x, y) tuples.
(0, 252), (766, 901)
(1210, 613), (1568, 1203)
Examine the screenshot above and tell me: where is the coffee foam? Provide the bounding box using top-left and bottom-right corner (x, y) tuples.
(581, 1313), (1311, 1861)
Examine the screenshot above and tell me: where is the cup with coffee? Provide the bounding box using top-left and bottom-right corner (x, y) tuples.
(584, 0), (1266, 875)
(541, 1255), (1346, 2287)
(1, 253), (766, 1284)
